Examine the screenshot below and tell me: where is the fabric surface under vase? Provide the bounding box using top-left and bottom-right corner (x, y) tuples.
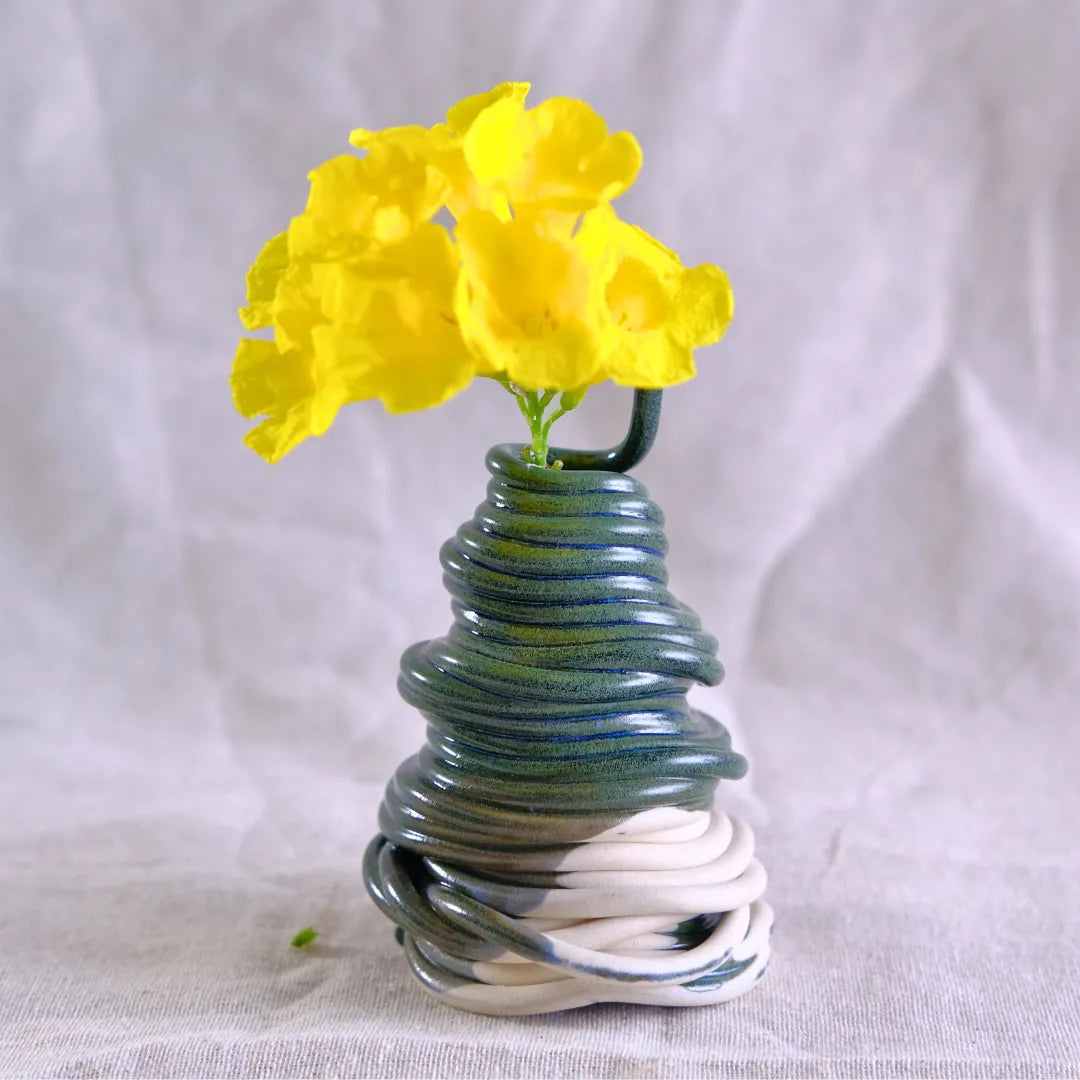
(364, 445), (772, 1015)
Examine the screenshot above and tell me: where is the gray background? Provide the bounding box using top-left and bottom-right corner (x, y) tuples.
(2, 1), (1079, 1076)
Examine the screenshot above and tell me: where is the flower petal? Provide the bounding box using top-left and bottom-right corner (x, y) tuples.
(445, 81), (531, 136)
(349, 123), (436, 153)
(462, 96), (532, 195)
(465, 95), (642, 213)
(230, 338), (312, 419)
(531, 97), (642, 207)
(331, 312), (477, 414)
(292, 145), (448, 257)
(671, 263), (734, 347)
(315, 224), (476, 412)
(350, 121), (508, 223)
(271, 262), (329, 355)
(242, 402), (317, 464)
(576, 206), (730, 388)
(454, 210), (603, 390)
(604, 327), (697, 389)
(299, 155), (373, 250)
(238, 232), (288, 330)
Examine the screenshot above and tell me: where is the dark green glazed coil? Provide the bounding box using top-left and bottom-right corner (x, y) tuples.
(376, 444), (746, 868)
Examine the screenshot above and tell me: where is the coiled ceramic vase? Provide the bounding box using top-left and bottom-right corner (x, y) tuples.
(364, 399), (772, 1015)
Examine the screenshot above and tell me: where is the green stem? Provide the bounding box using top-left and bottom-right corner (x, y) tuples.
(524, 390), (548, 466)
(489, 376), (587, 468)
(541, 406), (569, 440)
(512, 391), (533, 426)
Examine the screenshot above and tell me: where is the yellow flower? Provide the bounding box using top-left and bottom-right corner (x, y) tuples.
(232, 81), (733, 463)
(232, 225), (473, 460)
(349, 82), (530, 223)
(577, 206), (733, 388)
(315, 223), (475, 414)
(463, 94), (642, 215)
(231, 258), (346, 462)
(452, 204), (732, 395)
(453, 209), (604, 391)
(231, 338), (346, 464)
(288, 146), (447, 260)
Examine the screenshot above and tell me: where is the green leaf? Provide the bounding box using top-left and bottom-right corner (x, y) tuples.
(291, 926), (318, 949)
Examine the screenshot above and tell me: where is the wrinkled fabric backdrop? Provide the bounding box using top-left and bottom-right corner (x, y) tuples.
(2, 1), (1078, 1077)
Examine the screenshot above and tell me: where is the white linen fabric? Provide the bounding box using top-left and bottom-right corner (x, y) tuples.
(2, 1), (1078, 1076)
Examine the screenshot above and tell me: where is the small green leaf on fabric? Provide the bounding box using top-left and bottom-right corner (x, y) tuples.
(291, 926), (318, 949)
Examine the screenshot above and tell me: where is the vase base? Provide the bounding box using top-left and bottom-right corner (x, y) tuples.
(366, 806), (773, 1016)
(404, 899), (773, 1016)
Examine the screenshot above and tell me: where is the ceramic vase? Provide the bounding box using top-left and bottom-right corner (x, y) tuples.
(364, 397), (772, 1015)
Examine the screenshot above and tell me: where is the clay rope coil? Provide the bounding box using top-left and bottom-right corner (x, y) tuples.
(364, 441), (772, 1014)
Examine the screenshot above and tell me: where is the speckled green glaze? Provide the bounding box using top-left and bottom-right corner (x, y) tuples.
(364, 393), (772, 1014)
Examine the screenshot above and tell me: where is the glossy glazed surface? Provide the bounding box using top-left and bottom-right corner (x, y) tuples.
(364, 446), (772, 1013)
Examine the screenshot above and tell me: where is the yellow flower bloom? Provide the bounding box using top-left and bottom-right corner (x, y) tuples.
(288, 146), (447, 260)
(349, 83), (530, 224)
(315, 223), (475, 414)
(232, 81), (733, 463)
(232, 225), (473, 460)
(577, 206), (734, 388)
(454, 209), (604, 391)
(231, 338), (346, 464)
(463, 95), (642, 215)
(232, 258), (347, 462)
